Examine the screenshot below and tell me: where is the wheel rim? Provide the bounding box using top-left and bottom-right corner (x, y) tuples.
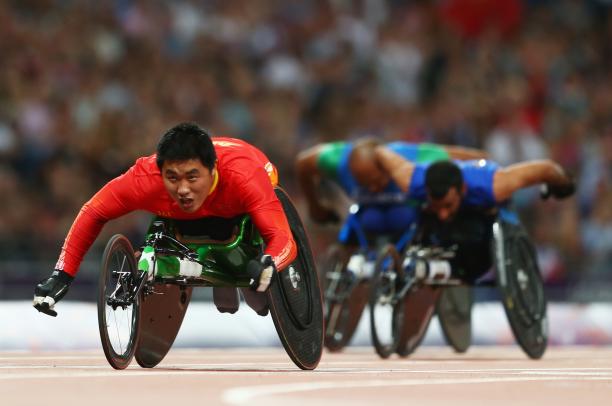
(510, 236), (545, 327)
(277, 252), (313, 330)
(98, 236), (139, 368)
(323, 249), (351, 343)
(371, 247), (401, 355)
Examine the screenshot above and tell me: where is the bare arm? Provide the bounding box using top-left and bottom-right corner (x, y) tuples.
(374, 146), (415, 193)
(443, 145), (489, 160)
(493, 159), (573, 202)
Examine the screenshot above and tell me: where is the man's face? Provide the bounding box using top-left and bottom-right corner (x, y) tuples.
(427, 187), (463, 221)
(161, 159), (215, 213)
(352, 158), (390, 193)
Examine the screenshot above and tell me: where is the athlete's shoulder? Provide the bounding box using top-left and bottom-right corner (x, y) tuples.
(212, 136), (250, 149)
(386, 141), (418, 152)
(129, 154), (160, 177)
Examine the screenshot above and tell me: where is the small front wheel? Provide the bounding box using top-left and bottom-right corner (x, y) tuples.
(98, 234), (141, 370)
(322, 245), (369, 352)
(369, 244), (403, 358)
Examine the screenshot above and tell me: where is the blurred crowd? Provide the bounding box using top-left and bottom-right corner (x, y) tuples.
(0, 0), (610, 300)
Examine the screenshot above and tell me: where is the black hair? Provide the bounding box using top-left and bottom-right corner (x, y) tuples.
(156, 122), (216, 171)
(425, 160), (463, 199)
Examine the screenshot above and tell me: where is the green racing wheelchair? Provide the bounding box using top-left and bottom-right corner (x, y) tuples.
(97, 187), (324, 370)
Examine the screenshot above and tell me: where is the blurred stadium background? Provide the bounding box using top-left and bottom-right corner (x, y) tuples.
(0, 0), (610, 348)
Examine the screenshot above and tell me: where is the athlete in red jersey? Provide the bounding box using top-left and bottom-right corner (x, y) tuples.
(34, 122), (297, 316)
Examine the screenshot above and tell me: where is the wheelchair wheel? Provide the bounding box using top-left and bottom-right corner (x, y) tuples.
(98, 234), (141, 370)
(134, 284), (193, 368)
(395, 285), (439, 357)
(437, 286), (472, 353)
(369, 244), (404, 358)
(492, 221), (547, 359)
(268, 187), (324, 370)
(322, 245), (370, 352)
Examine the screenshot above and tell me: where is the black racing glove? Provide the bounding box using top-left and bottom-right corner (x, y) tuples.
(33, 270), (74, 317)
(247, 255), (276, 293)
(540, 177), (576, 200)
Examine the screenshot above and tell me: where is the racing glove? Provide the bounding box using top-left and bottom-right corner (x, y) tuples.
(540, 177), (576, 200)
(247, 255), (276, 293)
(33, 269), (74, 317)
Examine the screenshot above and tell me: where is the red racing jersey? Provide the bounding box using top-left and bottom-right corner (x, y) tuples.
(55, 137), (297, 276)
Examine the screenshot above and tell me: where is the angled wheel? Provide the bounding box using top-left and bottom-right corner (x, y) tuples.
(268, 188), (324, 370)
(492, 220), (547, 359)
(135, 284), (192, 368)
(322, 245), (370, 352)
(437, 286), (472, 353)
(98, 234), (141, 370)
(369, 244), (404, 358)
(395, 285), (439, 357)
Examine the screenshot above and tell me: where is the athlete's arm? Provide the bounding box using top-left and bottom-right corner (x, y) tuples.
(295, 144), (339, 223)
(239, 169), (297, 271)
(56, 170), (142, 276)
(493, 159), (574, 202)
(374, 145), (415, 193)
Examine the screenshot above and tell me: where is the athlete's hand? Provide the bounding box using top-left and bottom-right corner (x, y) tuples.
(247, 255), (276, 293)
(33, 270), (74, 317)
(540, 172), (576, 200)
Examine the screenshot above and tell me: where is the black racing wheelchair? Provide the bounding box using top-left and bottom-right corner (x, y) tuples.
(368, 207), (547, 359)
(97, 187), (324, 370)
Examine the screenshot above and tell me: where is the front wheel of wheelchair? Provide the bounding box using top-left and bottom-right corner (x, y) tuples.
(97, 234), (141, 370)
(322, 245), (370, 352)
(369, 244), (404, 359)
(268, 188), (324, 370)
(492, 221), (547, 359)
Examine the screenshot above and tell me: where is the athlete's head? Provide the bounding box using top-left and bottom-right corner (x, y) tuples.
(156, 122), (217, 213)
(349, 138), (390, 193)
(425, 160), (465, 221)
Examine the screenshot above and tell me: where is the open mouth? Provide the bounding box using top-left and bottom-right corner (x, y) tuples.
(179, 198), (194, 210)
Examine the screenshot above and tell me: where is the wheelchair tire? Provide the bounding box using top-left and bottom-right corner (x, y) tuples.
(322, 245), (370, 352)
(268, 187), (324, 370)
(395, 285), (439, 357)
(98, 234), (141, 370)
(492, 220), (547, 359)
(437, 286), (472, 353)
(369, 244), (404, 359)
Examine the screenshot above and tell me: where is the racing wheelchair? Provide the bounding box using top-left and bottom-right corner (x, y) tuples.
(368, 207), (547, 359)
(97, 188), (324, 370)
(321, 204), (433, 352)
(321, 204), (469, 352)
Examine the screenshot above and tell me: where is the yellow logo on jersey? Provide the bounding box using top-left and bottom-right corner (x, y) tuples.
(265, 161), (279, 186)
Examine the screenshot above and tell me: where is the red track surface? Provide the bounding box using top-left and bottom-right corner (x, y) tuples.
(1, 346), (611, 405)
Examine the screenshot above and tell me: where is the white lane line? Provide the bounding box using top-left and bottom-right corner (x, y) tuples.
(222, 376), (612, 405)
(1, 366), (611, 381)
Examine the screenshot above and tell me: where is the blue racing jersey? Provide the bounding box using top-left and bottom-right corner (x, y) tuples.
(317, 141), (449, 205)
(408, 159), (499, 209)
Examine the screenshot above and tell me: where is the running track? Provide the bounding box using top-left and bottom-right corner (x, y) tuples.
(1, 346), (611, 405)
